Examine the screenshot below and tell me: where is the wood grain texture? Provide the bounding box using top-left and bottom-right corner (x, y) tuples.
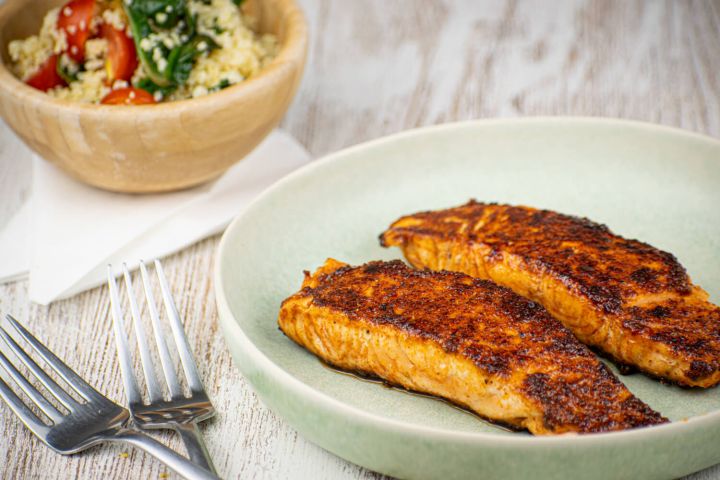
(1, 0), (719, 478)
(0, 0), (307, 193)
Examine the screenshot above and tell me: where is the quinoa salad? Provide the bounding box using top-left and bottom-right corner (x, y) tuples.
(7, 0), (278, 104)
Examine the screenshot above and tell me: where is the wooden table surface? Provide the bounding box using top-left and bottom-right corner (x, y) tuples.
(1, 1), (720, 478)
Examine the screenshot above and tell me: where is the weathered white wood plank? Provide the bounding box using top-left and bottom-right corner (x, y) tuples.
(1, 0), (719, 478)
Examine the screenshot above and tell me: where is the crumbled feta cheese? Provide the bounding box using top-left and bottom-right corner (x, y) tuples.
(155, 12), (168, 24)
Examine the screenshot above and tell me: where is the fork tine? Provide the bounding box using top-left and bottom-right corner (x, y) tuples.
(0, 348), (63, 422)
(0, 326), (76, 412)
(139, 261), (182, 398)
(5, 315), (102, 402)
(122, 264), (163, 403)
(107, 267), (143, 406)
(154, 259), (204, 393)
(0, 374), (49, 438)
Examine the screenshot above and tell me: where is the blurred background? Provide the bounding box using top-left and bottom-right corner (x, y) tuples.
(283, 0), (719, 157)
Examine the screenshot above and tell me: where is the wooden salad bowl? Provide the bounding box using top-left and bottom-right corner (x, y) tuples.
(0, 0), (307, 193)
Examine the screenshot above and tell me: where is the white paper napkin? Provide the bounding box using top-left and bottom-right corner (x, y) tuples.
(0, 200), (31, 283)
(0, 130), (310, 304)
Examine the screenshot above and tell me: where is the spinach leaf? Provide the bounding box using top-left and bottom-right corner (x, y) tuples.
(165, 34), (219, 85)
(210, 78), (231, 91)
(135, 77), (176, 98)
(127, 0), (185, 30)
(124, 1), (171, 85)
(211, 21), (224, 35)
(123, 0), (216, 90)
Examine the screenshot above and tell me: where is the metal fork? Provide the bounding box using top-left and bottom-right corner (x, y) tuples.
(0, 314), (218, 480)
(107, 259), (216, 473)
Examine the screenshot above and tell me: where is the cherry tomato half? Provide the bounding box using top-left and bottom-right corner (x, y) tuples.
(101, 23), (138, 85)
(56, 0), (96, 63)
(100, 87), (156, 105)
(25, 54), (66, 92)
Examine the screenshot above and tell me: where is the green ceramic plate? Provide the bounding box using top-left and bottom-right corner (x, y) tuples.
(215, 118), (720, 480)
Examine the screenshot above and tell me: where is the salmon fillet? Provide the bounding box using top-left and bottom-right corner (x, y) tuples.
(278, 258), (667, 434)
(380, 200), (720, 388)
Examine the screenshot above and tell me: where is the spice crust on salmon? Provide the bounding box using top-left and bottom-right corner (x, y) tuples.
(380, 200), (720, 388)
(279, 259), (667, 435)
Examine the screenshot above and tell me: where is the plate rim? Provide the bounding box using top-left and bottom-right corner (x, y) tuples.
(214, 116), (720, 448)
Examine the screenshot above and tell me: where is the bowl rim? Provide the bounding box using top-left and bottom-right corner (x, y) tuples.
(214, 116), (720, 449)
(0, 0), (308, 114)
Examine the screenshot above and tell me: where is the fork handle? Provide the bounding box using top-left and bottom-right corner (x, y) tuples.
(174, 422), (216, 474)
(109, 428), (220, 480)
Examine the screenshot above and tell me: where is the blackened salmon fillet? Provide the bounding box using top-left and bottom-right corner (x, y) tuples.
(278, 258), (667, 434)
(380, 200), (720, 387)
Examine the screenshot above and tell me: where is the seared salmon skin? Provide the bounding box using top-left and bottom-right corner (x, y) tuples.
(380, 201), (720, 388)
(278, 259), (667, 434)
